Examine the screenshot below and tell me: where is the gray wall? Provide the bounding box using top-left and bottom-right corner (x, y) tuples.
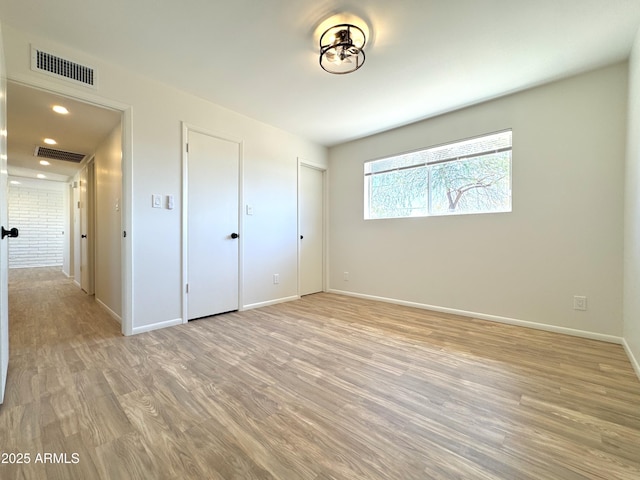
(329, 63), (627, 339)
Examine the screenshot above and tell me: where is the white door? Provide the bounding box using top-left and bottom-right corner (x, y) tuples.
(187, 130), (240, 320)
(79, 162), (94, 294)
(299, 164), (324, 296)
(0, 28), (9, 404)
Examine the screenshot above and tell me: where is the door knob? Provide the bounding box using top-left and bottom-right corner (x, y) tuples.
(300, 235), (304, 239)
(1, 227), (19, 239)
(81, 234), (87, 238)
(230, 233), (239, 239)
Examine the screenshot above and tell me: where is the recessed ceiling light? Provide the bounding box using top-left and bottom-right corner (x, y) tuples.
(10, 180), (20, 185)
(37, 174), (46, 179)
(52, 105), (69, 115)
(44, 138), (57, 145)
(39, 160), (51, 166)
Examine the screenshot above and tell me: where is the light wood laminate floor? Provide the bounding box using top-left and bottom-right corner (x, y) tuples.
(1, 267), (639, 479)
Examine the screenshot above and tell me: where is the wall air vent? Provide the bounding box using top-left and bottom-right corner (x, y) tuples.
(34, 146), (86, 163)
(31, 46), (97, 89)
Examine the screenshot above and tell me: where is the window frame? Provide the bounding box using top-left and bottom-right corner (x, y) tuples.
(364, 129), (512, 220)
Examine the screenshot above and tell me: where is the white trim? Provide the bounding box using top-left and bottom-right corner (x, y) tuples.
(181, 123), (244, 322)
(132, 318), (182, 335)
(181, 123), (188, 325)
(238, 140), (245, 311)
(7, 73), (129, 110)
(298, 159), (327, 171)
(96, 297), (122, 324)
(328, 289), (624, 345)
(9, 264), (63, 269)
(622, 338), (640, 380)
(243, 295), (299, 311)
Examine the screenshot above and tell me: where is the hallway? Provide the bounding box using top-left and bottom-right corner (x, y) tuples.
(3, 267), (122, 478)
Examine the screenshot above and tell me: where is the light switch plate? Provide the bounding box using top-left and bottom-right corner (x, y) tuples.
(167, 195), (174, 210)
(152, 194), (162, 208)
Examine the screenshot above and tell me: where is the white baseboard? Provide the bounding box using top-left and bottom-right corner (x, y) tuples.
(8, 264), (63, 269)
(96, 298), (122, 324)
(328, 289), (624, 345)
(132, 317), (182, 335)
(622, 338), (640, 380)
(243, 295), (299, 311)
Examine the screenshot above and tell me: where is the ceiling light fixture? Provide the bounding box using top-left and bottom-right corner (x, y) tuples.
(37, 174), (46, 179)
(39, 160), (51, 166)
(319, 23), (366, 74)
(52, 105), (69, 114)
(44, 138), (57, 145)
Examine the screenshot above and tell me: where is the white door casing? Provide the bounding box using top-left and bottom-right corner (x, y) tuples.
(299, 163), (325, 296)
(0, 26), (8, 404)
(186, 128), (240, 320)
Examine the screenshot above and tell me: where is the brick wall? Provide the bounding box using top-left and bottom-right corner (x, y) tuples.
(8, 183), (65, 268)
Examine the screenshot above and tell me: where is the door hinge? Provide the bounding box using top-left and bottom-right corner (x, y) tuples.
(186, 283), (189, 293)
(186, 143), (189, 153)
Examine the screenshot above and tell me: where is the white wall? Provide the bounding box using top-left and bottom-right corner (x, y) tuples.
(95, 122), (122, 320)
(2, 25), (327, 333)
(329, 63), (627, 340)
(7, 177), (66, 269)
(624, 27), (640, 375)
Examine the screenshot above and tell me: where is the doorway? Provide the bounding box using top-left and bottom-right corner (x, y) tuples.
(184, 127), (241, 320)
(5, 81), (129, 330)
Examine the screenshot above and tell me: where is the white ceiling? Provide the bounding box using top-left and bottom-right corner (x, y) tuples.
(1, 0), (640, 179)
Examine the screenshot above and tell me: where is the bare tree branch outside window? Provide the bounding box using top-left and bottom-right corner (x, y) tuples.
(364, 131), (512, 219)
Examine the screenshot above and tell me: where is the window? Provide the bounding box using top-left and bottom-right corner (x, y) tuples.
(364, 130), (512, 219)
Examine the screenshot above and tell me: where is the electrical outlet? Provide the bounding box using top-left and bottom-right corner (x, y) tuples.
(343, 272), (349, 281)
(573, 295), (587, 311)
(273, 274), (279, 285)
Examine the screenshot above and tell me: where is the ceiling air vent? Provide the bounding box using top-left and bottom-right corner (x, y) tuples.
(31, 46), (97, 89)
(34, 146), (86, 163)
